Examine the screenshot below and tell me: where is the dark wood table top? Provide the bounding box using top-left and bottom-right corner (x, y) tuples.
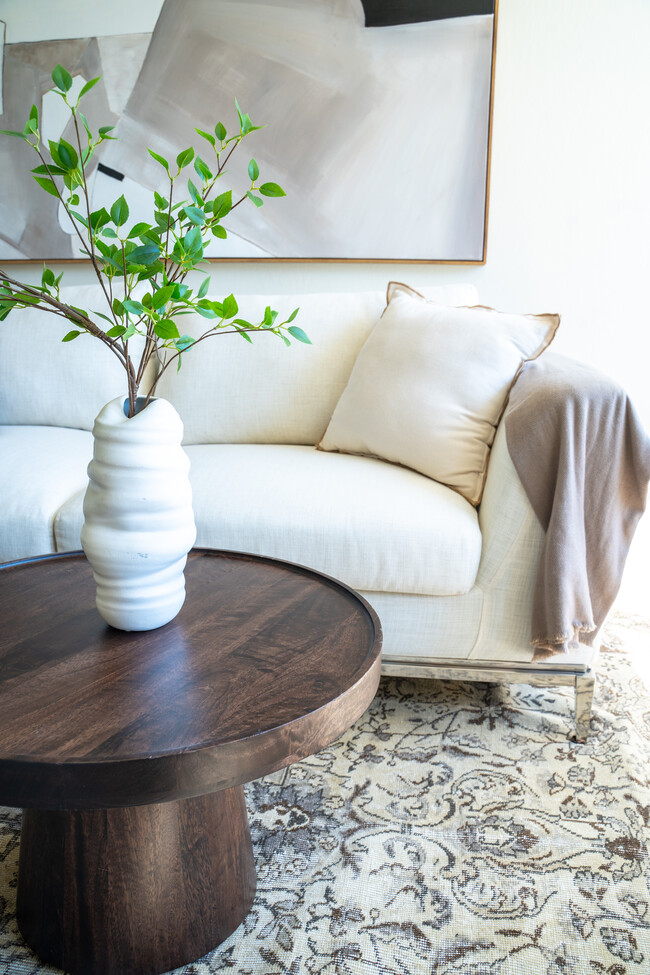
(0, 549), (381, 810)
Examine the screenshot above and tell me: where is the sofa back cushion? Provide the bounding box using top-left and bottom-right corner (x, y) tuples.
(157, 284), (478, 445)
(0, 285), (148, 431)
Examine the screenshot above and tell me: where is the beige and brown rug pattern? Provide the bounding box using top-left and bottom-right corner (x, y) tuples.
(1, 612), (649, 974)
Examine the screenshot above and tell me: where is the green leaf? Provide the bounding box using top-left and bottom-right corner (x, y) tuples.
(176, 147), (195, 170)
(287, 325), (311, 344)
(93, 311), (114, 325)
(98, 125), (116, 139)
(112, 298), (125, 317)
(212, 190), (232, 220)
(154, 210), (171, 230)
(55, 139), (78, 171)
(194, 303), (219, 320)
(52, 64), (73, 93)
(102, 227), (118, 238)
(14, 291), (40, 305)
(151, 285), (175, 309)
(32, 175), (59, 198)
(154, 320), (180, 340)
(89, 207), (110, 230)
(128, 243), (161, 266)
(99, 253), (124, 272)
(195, 128), (216, 148)
(222, 294), (239, 319)
(123, 299), (145, 316)
(248, 158), (259, 182)
(68, 193), (80, 206)
(154, 191), (168, 210)
(0, 128), (27, 139)
(194, 156), (213, 181)
(183, 205), (205, 226)
(148, 147), (170, 170)
(111, 195), (129, 227)
(259, 182), (286, 198)
(69, 210), (89, 228)
(62, 329), (81, 342)
(41, 267), (56, 288)
(184, 226), (203, 257)
(235, 328), (253, 343)
(77, 76), (101, 100)
(197, 276), (210, 299)
(246, 191), (264, 208)
(106, 325), (126, 338)
(127, 221), (152, 239)
(214, 122), (227, 142)
(286, 307), (299, 323)
(78, 111), (93, 138)
(187, 179), (202, 206)
(211, 225), (227, 239)
(174, 335), (195, 351)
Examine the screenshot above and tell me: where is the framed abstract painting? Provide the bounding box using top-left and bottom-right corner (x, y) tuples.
(0, 0), (497, 262)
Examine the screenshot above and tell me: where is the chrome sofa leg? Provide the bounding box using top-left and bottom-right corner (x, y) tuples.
(574, 675), (595, 742)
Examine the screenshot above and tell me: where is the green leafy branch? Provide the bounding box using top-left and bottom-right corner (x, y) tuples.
(0, 65), (309, 417)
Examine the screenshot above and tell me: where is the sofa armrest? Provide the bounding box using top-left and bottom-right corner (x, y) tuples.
(477, 409), (544, 592)
(461, 407), (547, 662)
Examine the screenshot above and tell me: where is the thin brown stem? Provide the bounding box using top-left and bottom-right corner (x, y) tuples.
(147, 322), (275, 400)
(35, 150), (92, 260)
(70, 113), (119, 323)
(0, 271), (128, 366)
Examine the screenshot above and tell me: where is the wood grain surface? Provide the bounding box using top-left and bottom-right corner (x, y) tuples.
(17, 787), (256, 975)
(0, 550), (382, 809)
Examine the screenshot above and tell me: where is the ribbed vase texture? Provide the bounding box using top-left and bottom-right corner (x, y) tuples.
(81, 396), (197, 631)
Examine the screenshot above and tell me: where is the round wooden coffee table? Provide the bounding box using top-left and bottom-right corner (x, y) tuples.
(0, 549), (381, 975)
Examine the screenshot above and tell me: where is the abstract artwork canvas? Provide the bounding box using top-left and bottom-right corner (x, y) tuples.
(0, 0), (497, 262)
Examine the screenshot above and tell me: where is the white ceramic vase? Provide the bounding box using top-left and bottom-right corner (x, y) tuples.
(81, 396), (197, 631)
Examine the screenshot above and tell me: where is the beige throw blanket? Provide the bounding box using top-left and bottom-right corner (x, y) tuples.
(505, 353), (650, 660)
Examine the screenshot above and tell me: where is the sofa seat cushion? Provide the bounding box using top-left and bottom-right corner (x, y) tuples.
(191, 445), (481, 595)
(54, 444), (481, 595)
(0, 426), (93, 562)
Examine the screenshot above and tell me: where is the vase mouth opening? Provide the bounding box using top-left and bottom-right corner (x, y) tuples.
(123, 396), (153, 417)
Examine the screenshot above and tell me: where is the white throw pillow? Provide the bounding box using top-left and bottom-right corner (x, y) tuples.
(317, 282), (559, 505)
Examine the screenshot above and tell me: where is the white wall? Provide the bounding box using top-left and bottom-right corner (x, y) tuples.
(6, 0), (650, 608)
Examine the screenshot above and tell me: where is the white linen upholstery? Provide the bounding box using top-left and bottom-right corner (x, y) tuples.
(318, 283), (559, 504)
(362, 422), (590, 666)
(54, 443), (482, 597)
(157, 284), (478, 446)
(0, 285), (153, 431)
(0, 425), (93, 561)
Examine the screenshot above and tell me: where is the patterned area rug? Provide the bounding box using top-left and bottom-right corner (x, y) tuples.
(1, 612), (649, 975)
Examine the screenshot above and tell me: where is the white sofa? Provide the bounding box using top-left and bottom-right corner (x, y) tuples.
(0, 282), (598, 738)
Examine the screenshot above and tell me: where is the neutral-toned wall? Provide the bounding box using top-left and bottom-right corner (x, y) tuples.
(5, 0), (650, 608)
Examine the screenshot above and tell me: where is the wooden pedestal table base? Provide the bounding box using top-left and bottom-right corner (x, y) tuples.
(18, 789), (255, 975)
(0, 550), (382, 975)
